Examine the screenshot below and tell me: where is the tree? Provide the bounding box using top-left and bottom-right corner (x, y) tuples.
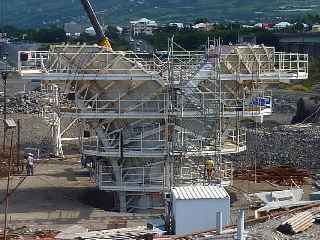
(303, 14), (320, 25)
(33, 26), (66, 43)
(194, 18), (209, 24)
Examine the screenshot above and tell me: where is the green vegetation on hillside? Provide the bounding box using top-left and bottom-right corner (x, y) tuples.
(1, 25), (66, 43)
(144, 26), (278, 50)
(1, 25), (128, 51)
(3, 0), (320, 27)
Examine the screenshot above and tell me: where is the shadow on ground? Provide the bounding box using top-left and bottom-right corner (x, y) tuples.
(0, 186), (115, 215)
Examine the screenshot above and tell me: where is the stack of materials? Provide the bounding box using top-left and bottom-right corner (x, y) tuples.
(234, 166), (310, 186)
(77, 227), (159, 240)
(277, 211), (315, 235)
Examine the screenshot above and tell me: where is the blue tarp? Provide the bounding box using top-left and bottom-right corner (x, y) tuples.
(251, 97), (271, 106)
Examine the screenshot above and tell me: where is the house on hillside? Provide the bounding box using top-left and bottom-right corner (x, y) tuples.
(130, 18), (158, 36)
(254, 23), (274, 30)
(192, 22), (215, 31)
(84, 27), (96, 36)
(64, 21), (84, 38)
(169, 23), (184, 29)
(273, 22), (292, 30)
(312, 24), (320, 32)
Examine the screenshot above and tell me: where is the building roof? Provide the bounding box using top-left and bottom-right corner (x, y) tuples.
(274, 22), (292, 28)
(172, 185), (229, 200)
(169, 23), (184, 28)
(193, 23), (208, 29)
(130, 18), (157, 26)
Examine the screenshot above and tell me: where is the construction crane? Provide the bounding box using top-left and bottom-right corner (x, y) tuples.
(80, 0), (113, 51)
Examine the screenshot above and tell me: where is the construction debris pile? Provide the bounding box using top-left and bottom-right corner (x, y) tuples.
(234, 166), (310, 186)
(232, 124), (320, 169)
(3, 226), (58, 240)
(0, 91), (42, 115)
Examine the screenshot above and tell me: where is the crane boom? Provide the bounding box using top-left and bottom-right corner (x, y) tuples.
(80, 0), (112, 51)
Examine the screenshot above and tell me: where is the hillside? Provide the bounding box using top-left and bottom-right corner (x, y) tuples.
(3, 0), (320, 27)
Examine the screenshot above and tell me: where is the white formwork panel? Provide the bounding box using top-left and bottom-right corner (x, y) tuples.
(172, 185), (230, 235)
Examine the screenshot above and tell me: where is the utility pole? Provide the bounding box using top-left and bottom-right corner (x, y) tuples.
(2, 71), (7, 152)
(17, 119), (21, 172)
(3, 129), (14, 240)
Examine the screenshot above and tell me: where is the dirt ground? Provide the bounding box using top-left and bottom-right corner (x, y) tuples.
(0, 157), (157, 231)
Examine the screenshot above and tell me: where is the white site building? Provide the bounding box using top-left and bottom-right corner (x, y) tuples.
(171, 185), (230, 235)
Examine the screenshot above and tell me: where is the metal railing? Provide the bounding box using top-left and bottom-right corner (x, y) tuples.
(74, 97), (167, 115)
(83, 127), (246, 156)
(17, 50), (166, 75)
(275, 52), (308, 72)
(65, 90), (272, 118)
(83, 138), (167, 155)
(18, 50), (308, 83)
(18, 51), (49, 71)
(174, 164), (206, 185)
(175, 128), (246, 153)
(97, 163), (168, 191)
(170, 51), (308, 80)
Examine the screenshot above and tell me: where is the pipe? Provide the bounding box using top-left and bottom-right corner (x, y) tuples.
(80, 0), (112, 50)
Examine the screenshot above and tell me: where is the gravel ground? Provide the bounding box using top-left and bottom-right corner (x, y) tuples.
(233, 124), (320, 169)
(230, 89), (320, 170)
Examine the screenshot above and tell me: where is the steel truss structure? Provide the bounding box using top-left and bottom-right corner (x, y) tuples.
(18, 40), (308, 212)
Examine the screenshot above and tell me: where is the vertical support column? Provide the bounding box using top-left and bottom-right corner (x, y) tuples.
(52, 85), (63, 157)
(2, 71), (7, 152)
(297, 53), (300, 77)
(110, 159), (127, 212)
(17, 51), (21, 71)
(79, 119), (84, 154)
(236, 209), (246, 240)
(52, 115), (63, 157)
(216, 211), (223, 234)
(289, 53), (292, 71)
(164, 157), (171, 189)
(119, 191), (127, 213)
(260, 115), (264, 124)
(17, 119), (21, 172)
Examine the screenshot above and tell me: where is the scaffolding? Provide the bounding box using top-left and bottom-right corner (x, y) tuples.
(17, 40), (308, 212)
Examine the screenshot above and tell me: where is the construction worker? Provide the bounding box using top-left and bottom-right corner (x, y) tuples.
(206, 160), (214, 180)
(26, 153), (34, 176)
